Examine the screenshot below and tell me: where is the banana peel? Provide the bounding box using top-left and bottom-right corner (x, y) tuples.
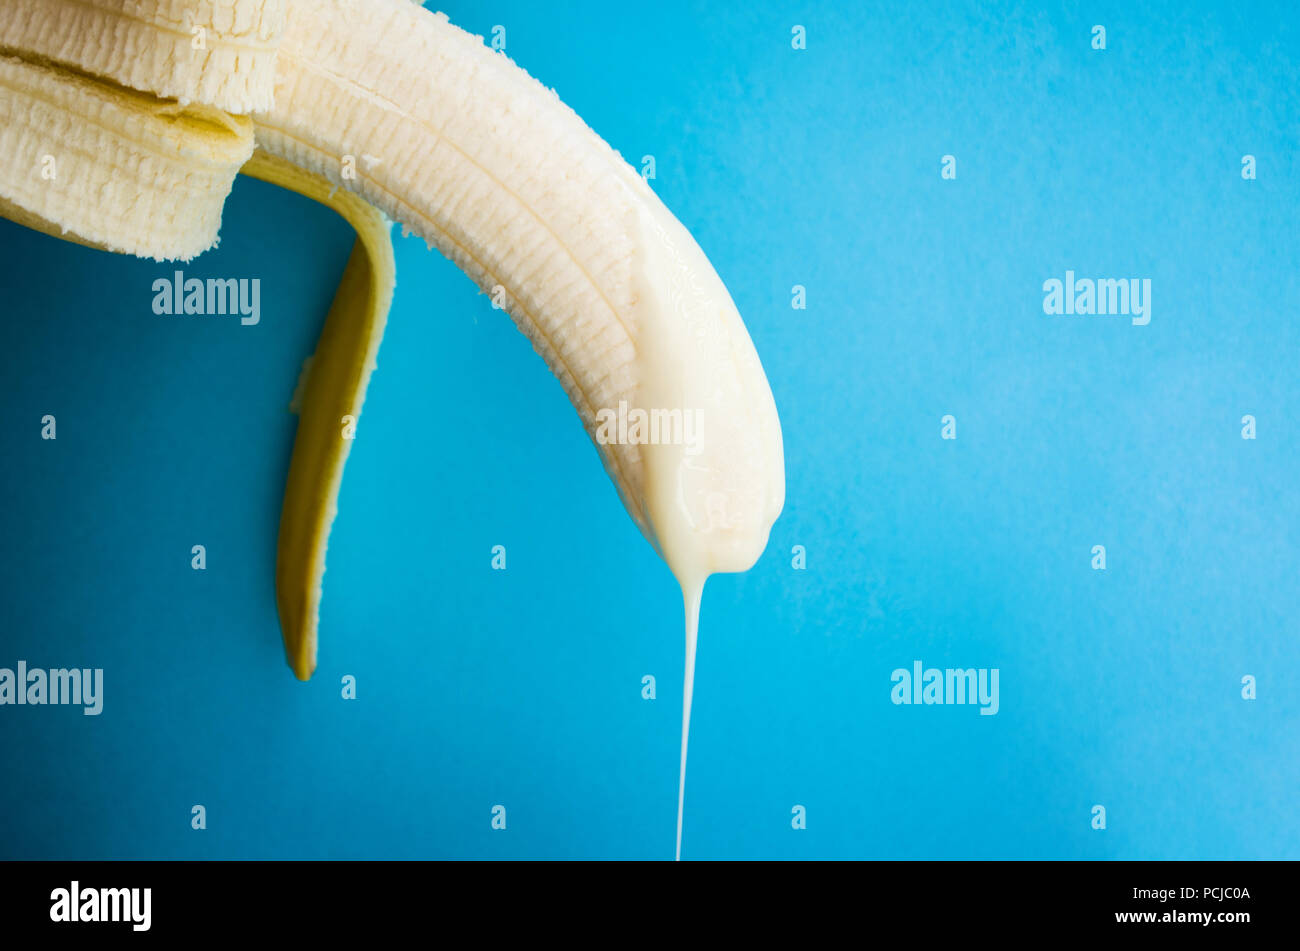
(241, 150), (395, 681)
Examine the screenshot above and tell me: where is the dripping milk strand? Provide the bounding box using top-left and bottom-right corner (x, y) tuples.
(675, 580), (703, 861)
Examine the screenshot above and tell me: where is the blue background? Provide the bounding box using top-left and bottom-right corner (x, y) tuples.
(1, 0), (1297, 860)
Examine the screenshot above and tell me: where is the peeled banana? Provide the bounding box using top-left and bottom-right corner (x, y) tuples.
(0, 0), (785, 858)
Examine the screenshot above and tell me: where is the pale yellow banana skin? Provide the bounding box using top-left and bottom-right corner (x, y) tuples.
(240, 151), (395, 681)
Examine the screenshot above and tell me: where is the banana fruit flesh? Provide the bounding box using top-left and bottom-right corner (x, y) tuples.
(0, 51), (253, 260)
(0, 0), (285, 113)
(0, 0), (785, 855)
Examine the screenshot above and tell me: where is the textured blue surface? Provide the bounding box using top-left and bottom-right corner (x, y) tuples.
(1, 0), (1297, 860)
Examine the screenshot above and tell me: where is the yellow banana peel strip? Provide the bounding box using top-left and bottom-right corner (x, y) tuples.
(240, 150), (395, 681)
